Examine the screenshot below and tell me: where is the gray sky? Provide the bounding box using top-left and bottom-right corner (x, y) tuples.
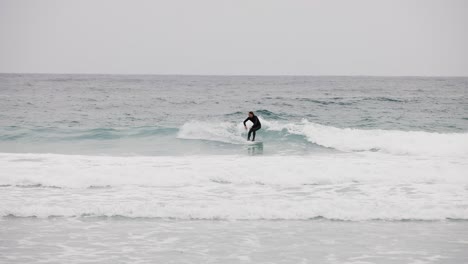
(1, 0), (467, 76)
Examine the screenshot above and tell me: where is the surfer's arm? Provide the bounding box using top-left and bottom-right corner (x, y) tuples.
(243, 118), (249, 127)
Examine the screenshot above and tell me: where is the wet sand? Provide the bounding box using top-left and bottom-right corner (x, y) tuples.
(1, 218), (467, 264)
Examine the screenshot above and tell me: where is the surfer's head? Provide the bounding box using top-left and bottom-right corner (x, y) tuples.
(248, 111), (254, 118)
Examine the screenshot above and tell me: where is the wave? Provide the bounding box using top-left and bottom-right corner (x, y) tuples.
(1, 210), (466, 222)
(1, 153), (467, 220)
(2, 119), (468, 157)
(5, 215), (468, 221)
(224, 109), (287, 120)
(254, 109), (287, 119)
(1, 152), (467, 187)
(295, 98), (354, 105)
(294, 96), (409, 106)
(364, 96), (408, 103)
(266, 120), (468, 156)
(0, 126), (177, 141)
(178, 119), (468, 156)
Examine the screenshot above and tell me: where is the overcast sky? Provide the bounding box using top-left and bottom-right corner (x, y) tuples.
(1, 0), (467, 76)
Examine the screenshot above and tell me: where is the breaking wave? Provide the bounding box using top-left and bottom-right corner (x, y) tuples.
(178, 119), (468, 156)
(1, 153), (467, 221)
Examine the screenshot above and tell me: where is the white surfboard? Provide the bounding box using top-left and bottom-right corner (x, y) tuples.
(246, 140), (262, 145)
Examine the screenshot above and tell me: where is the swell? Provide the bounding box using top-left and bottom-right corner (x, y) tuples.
(0, 126), (177, 141)
(224, 109), (288, 120)
(294, 96), (412, 106)
(2, 119), (468, 156)
(3, 214), (468, 222)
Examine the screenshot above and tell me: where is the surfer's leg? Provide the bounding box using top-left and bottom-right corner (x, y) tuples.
(252, 127), (260, 141)
(247, 128), (252, 141)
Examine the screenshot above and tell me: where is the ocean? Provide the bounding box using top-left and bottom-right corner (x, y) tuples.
(1, 74), (467, 263)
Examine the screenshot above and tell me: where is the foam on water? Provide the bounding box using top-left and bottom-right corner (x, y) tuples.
(177, 119), (468, 156)
(177, 121), (247, 144)
(1, 75), (467, 223)
(266, 119), (468, 156)
(2, 152), (467, 188)
(1, 152), (467, 220)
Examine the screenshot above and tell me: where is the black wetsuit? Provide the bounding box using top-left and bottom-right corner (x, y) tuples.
(244, 115), (261, 141)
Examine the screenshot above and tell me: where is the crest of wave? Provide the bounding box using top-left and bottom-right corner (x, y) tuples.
(264, 119), (468, 157)
(176, 118), (468, 156)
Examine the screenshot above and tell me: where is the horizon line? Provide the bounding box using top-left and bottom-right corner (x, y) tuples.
(1, 72), (467, 78)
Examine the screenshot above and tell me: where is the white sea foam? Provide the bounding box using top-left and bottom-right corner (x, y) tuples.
(2, 183), (467, 220)
(1, 152), (467, 220)
(177, 121), (247, 144)
(1, 152), (466, 188)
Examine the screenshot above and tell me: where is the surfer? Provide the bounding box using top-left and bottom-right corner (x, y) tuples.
(244, 111), (261, 141)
